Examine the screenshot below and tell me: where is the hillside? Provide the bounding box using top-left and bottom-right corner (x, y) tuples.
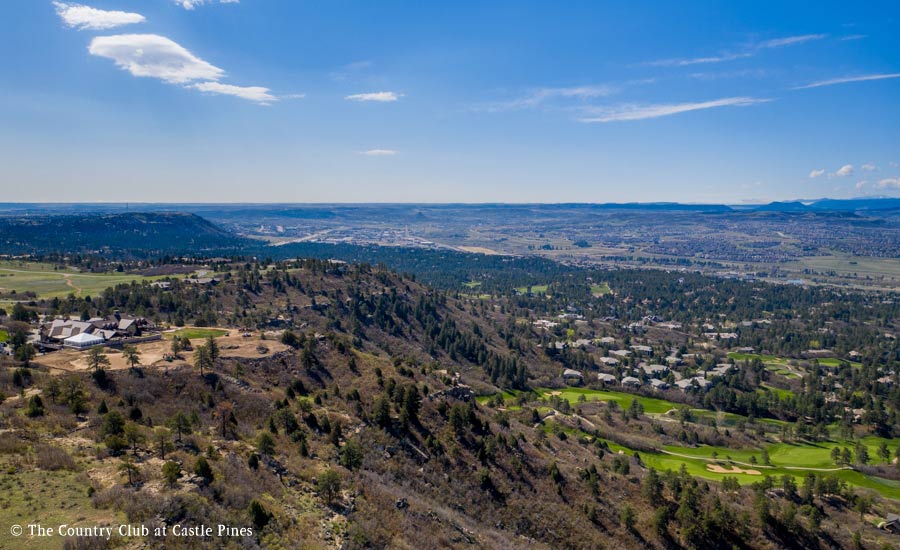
(2, 259), (900, 549)
(0, 213), (251, 257)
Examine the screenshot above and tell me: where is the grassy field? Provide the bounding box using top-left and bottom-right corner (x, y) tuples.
(0, 261), (179, 299)
(590, 283), (611, 296)
(535, 387), (679, 414)
(729, 352), (861, 370)
(645, 436), (900, 499)
(167, 328), (229, 340)
(758, 383), (794, 399)
(514, 284), (549, 295)
(530, 386), (900, 499)
(462, 281), (482, 288)
(0, 329), (7, 343)
(0, 458), (124, 550)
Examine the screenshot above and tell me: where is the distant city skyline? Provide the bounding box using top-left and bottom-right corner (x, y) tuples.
(1, 1), (899, 203)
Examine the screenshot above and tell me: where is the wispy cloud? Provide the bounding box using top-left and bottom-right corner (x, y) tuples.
(329, 60), (373, 82)
(861, 163), (877, 171)
(758, 34), (826, 48)
(476, 85), (617, 112)
(809, 169), (826, 178)
(877, 178), (900, 189)
(855, 180), (867, 190)
(345, 91), (402, 102)
(646, 52), (751, 68)
(175, 0), (239, 10)
(646, 34), (826, 67)
(360, 149), (397, 156)
(841, 34), (867, 41)
(53, 2), (145, 30)
(579, 96), (770, 123)
(190, 82), (277, 104)
(793, 73), (900, 89)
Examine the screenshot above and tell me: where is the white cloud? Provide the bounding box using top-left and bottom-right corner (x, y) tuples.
(646, 52), (751, 67)
(475, 85), (617, 112)
(190, 82), (277, 104)
(345, 91), (402, 102)
(855, 181), (867, 190)
(53, 2), (145, 30)
(579, 97), (770, 123)
(861, 163), (877, 171)
(360, 149), (397, 156)
(758, 34), (827, 49)
(841, 34), (867, 41)
(175, 0), (239, 10)
(646, 34), (825, 67)
(833, 164), (854, 177)
(877, 178), (900, 189)
(89, 34), (225, 83)
(794, 73), (900, 89)
(809, 169), (826, 178)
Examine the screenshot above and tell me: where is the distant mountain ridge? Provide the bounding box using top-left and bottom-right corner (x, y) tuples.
(2, 197), (900, 215)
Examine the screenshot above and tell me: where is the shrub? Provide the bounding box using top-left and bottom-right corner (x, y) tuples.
(35, 444), (77, 471)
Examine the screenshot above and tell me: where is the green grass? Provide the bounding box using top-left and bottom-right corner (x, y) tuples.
(0, 261), (180, 299)
(0, 329), (7, 343)
(590, 283), (611, 296)
(817, 357), (862, 368)
(728, 352), (804, 379)
(167, 328), (228, 340)
(535, 387), (679, 415)
(533, 385), (900, 499)
(758, 384), (794, 399)
(0, 459), (124, 550)
(646, 436), (900, 499)
(515, 284), (549, 295)
(462, 281), (482, 288)
(728, 352), (860, 371)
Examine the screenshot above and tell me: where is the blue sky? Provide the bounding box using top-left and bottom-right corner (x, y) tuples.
(1, 0), (899, 203)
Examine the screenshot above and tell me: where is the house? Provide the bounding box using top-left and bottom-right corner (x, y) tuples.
(184, 277), (219, 286)
(597, 373), (616, 384)
(533, 319), (559, 330)
(43, 314), (155, 346)
(610, 349), (632, 358)
(597, 336), (616, 345)
(572, 339), (592, 348)
(675, 377), (712, 391)
(45, 319), (95, 342)
(650, 379), (669, 390)
(707, 364), (736, 377)
(562, 369), (583, 384)
(630, 345), (653, 355)
(150, 281), (171, 289)
(599, 357), (619, 366)
(640, 363), (669, 377)
(665, 356), (683, 366)
(621, 376), (642, 387)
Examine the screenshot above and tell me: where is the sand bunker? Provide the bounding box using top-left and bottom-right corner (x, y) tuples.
(706, 464), (761, 475)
